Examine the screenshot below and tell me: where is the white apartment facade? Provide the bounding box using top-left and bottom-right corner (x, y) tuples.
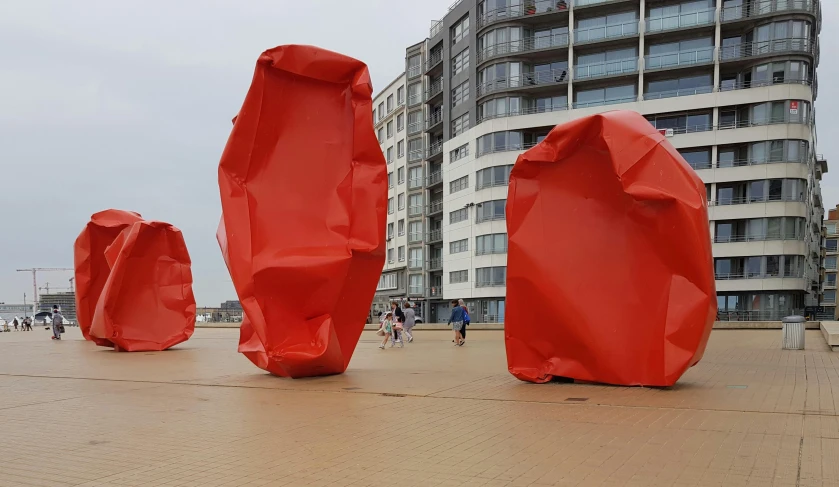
(374, 0), (826, 323)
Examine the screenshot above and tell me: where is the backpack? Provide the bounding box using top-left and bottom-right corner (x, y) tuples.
(462, 308), (470, 325)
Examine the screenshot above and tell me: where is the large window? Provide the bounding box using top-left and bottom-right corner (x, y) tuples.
(826, 256), (838, 270)
(377, 273), (398, 290)
(407, 55), (421, 77)
(450, 208), (469, 224)
(714, 217), (805, 242)
(475, 266), (506, 287)
(450, 175), (469, 194)
(408, 139), (423, 161)
(576, 48), (636, 79)
(479, 26), (524, 59)
(408, 83), (422, 105)
(648, 1), (714, 31)
(397, 86), (405, 105)
(828, 239), (838, 252)
(679, 148), (712, 170)
(409, 248), (423, 268)
(398, 246), (405, 262)
(451, 15), (470, 45)
(576, 11), (638, 43)
(408, 221), (423, 242)
(476, 234), (508, 255)
(646, 74), (713, 99)
(397, 166), (405, 184)
(450, 239), (469, 254)
(386, 146), (393, 163)
(398, 193), (405, 210)
(646, 110), (712, 134)
(451, 113), (470, 137)
(398, 219), (405, 236)
(450, 143), (470, 163)
(397, 113), (404, 132)
(378, 102), (385, 119)
(452, 81), (470, 107)
(452, 48), (470, 76)
(450, 270), (469, 284)
(476, 199), (506, 223)
(717, 140), (807, 167)
(408, 194), (423, 215)
(575, 84), (636, 108)
(647, 37), (713, 69)
(387, 197), (394, 214)
(386, 95), (394, 112)
(479, 62), (522, 93)
(720, 60), (810, 91)
(407, 111), (422, 134)
(408, 274), (423, 294)
(476, 165), (513, 189)
(397, 140), (405, 158)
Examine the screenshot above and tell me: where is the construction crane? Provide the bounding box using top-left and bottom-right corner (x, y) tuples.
(16, 268), (73, 315)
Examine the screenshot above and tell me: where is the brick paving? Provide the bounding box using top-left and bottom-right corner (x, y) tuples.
(1, 327), (838, 486)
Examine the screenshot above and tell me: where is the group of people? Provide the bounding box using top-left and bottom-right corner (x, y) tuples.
(377, 301), (416, 349)
(5, 316), (33, 331)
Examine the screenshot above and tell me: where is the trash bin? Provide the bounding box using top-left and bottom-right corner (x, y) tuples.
(781, 315), (806, 350)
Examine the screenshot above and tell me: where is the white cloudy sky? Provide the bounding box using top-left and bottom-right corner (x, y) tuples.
(1, 0), (838, 306)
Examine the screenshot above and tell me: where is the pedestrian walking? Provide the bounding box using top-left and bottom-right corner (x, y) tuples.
(458, 299), (470, 345)
(12, 317), (19, 331)
(390, 301), (405, 347)
(447, 300), (465, 346)
(51, 306), (64, 340)
(402, 302), (416, 343)
(377, 312), (394, 349)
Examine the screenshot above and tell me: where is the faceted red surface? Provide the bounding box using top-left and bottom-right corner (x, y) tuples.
(86, 219), (196, 352)
(505, 111), (717, 387)
(217, 45), (386, 378)
(73, 209), (144, 344)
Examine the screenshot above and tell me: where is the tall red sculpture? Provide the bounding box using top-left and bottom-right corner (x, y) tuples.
(505, 111), (717, 387)
(74, 209), (143, 343)
(75, 212), (195, 352)
(217, 45), (387, 378)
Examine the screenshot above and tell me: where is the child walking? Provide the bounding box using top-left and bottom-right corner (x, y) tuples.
(378, 312), (394, 349)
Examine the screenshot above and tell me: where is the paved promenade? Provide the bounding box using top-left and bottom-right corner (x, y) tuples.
(1, 327), (838, 486)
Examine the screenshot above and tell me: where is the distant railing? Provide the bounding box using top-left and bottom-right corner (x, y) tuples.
(430, 20), (443, 38)
(476, 178), (511, 190)
(478, 0), (569, 28)
(477, 33), (569, 63)
(717, 116), (811, 130)
(572, 96), (636, 109)
(646, 8), (715, 32)
(721, 0), (816, 22)
(574, 58), (636, 80)
(476, 213), (506, 224)
(710, 194), (805, 206)
(427, 229), (442, 242)
(713, 234), (805, 243)
(427, 258), (443, 270)
(644, 86), (713, 100)
(408, 205), (423, 217)
(719, 38), (814, 61)
(645, 47), (715, 70)
(477, 141), (540, 157)
(476, 68), (568, 97)
(477, 103), (568, 123)
(408, 121), (422, 135)
(409, 259), (423, 270)
(408, 93), (422, 106)
(427, 286), (444, 298)
(476, 246), (508, 256)
(719, 78), (811, 92)
(575, 20), (638, 44)
(408, 285), (424, 295)
(708, 157), (807, 168)
(475, 278), (506, 288)
(426, 50), (444, 72)
(426, 110), (443, 129)
(427, 141), (443, 158)
(408, 232), (423, 243)
(715, 270), (804, 280)
(716, 309), (806, 322)
(427, 200), (444, 214)
(426, 78), (443, 99)
(407, 65), (422, 79)
(427, 171), (442, 186)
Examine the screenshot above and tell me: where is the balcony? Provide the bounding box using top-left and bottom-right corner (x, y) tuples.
(408, 284), (424, 296)
(426, 109), (443, 131)
(477, 68), (569, 97)
(477, 141), (540, 157)
(427, 258), (443, 271)
(476, 213), (506, 224)
(715, 270), (805, 280)
(717, 77), (811, 93)
(700, 156), (807, 169)
(477, 33), (569, 64)
(408, 205), (423, 217)
(430, 19), (443, 38)
(709, 194), (806, 206)
(574, 58), (637, 81)
(475, 278), (506, 288)
(645, 47), (715, 71)
(713, 234), (805, 244)
(719, 38), (815, 62)
(409, 259), (423, 270)
(427, 229), (443, 243)
(408, 232), (423, 243)
(426, 50), (444, 73)
(408, 149), (423, 163)
(427, 141), (443, 159)
(721, 0), (817, 23)
(574, 20), (638, 45)
(646, 8), (715, 33)
(427, 200), (444, 216)
(407, 120), (423, 135)
(408, 177), (423, 190)
(477, 103), (569, 123)
(572, 96), (637, 109)
(478, 0), (569, 29)
(476, 246), (508, 256)
(427, 285), (444, 298)
(426, 78), (443, 101)
(427, 171), (443, 187)
(644, 86), (713, 100)
(717, 116), (811, 130)
(717, 309), (805, 321)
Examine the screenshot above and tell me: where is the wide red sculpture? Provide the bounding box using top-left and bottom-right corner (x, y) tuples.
(75, 213), (196, 352)
(74, 209), (144, 342)
(505, 111), (716, 387)
(217, 45), (386, 378)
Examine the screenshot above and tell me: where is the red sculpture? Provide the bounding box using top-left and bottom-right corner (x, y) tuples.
(505, 111), (717, 387)
(217, 45), (386, 378)
(75, 213), (196, 352)
(74, 209), (143, 343)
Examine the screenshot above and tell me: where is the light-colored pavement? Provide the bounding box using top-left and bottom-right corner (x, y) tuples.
(1, 327), (838, 486)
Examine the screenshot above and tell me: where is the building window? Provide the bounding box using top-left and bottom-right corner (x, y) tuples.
(408, 83), (422, 105)
(397, 140), (405, 158)
(378, 102), (385, 119)
(397, 166), (405, 184)
(450, 270), (469, 284)
(825, 291), (837, 304)
(575, 84), (636, 108)
(826, 256), (838, 270)
(647, 38), (714, 71)
(408, 138), (423, 161)
(451, 113), (470, 137)
(575, 11), (638, 43)
(826, 273), (837, 286)
(827, 224), (838, 235)
(646, 74), (713, 99)
(450, 143), (469, 163)
(408, 166), (423, 188)
(476, 199), (506, 223)
(398, 219), (405, 236)
(475, 266), (506, 287)
(450, 208), (469, 224)
(679, 148), (712, 170)
(377, 273), (398, 290)
(452, 48), (470, 76)
(387, 94), (394, 112)
(407, 55), (421, 78)
(398, 246), (405, 262)
(408, 274), (423, 294)
(387, 223), (394, 239)
(398, 193), (405, 210)
(408, 221), (423, 242)
(386, 146), (393, 164)
(388, 172), (394, 188)
(646, 110), (713, 134)
(451, 15), (469, 45)
(387, 121), (393, 138)
(409, 248), (423, 268)
(387, 248), (395, 263)
(388, 197), (394, 214)
(452, 81), (470, 108)
(397, 86), (405, 105)
(378, 127), (384, 143)
(407, 111), (423, 134)
(828, 239), (838, 252)
(397, 113), (405, 132)
(476, 233), (507, 255)
(476, 165), (513, 189)
(476, 131), (549, 156)
(408, 194), (423, 216)
(450, 238), (469, 254)
(450, 175), (469, 194)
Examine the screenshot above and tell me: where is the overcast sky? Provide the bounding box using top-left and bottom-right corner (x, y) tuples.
(1, 1), (838, 306)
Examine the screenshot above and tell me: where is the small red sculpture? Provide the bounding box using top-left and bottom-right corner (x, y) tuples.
(505, 111), (717, 387)
(217, 45), (386, 378)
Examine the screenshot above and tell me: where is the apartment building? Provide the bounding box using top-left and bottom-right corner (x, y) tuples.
(820, 204), (839, 318)
(372, 0), (826, 323)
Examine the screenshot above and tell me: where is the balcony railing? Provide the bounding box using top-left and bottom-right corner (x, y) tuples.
(475, 278), (506, 288)
(644, 86), (713, 100)
(408, 232), (423, 243)
(427, 200), (444, 215)
(713, 234), (805, 243)
(408, 259), (423, 270)
(408, 149), (423, 162)
(576, 0), (622, 5)
(408, 177), (423, 190)
(646, 8), (715, 32)
(427, 229), (442, 242)
(426, 110), (443, 129)
(477, 103), (569, 123)
(476, 246), (508, 256)
(476, 179), (511, 191)
(408, 93), (422, 107)
(702, 157), (807, 169)
(427, 171), (442, 186)
(477, 33), (569, 63)
(717, 116), (811, 130)
(719, 78), (811, 92)
(427, 286), (444, 298)
(427, 141), (443, 158)
(645, 47), (715, 70)
(572, 96), (636, 109)
(575, 20), (638, 44)
(715, 270), (805, 280)
(478, 0), (569, 28)
(721, 0), (816, 22)
(717, 309), (806, 321)
(430, 20), (442, 38)
(426, 50), (443, 71)
(408, 285), (424, 295)
(427, 258), (443, 271)
(477, 68), (568, 97)
(719, 38), (814, 61)
(408, 205), (423, 217)
(426, 78), (443, 99)
(574, 58), (636, 80)
(407, 65), (422, 79)
(407, 121), (422, 135)
(477, 141), (540, 157)
(710, 194), (806, 206)
(476, 214), (506, 224)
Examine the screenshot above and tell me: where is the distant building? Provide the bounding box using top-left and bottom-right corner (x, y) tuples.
(0, 304), (30, 322)
(820, 205), (839, 319)
(220, 300), (242, 311)
(39, 292), (76, 321)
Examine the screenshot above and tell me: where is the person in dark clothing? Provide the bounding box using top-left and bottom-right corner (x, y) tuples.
(447, 300), (465, 346)
(390, 301), (405, 347)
